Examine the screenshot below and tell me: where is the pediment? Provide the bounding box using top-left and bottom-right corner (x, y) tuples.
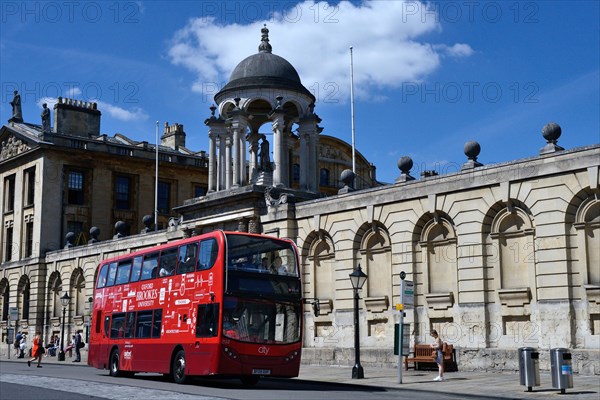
(0, 125), (40, 162)
(0, 134), (31, 161)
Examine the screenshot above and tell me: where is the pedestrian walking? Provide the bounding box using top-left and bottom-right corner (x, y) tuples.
(73, 331), (83, 362)
(18, 332), (27, 358)
(27, 331), (44, 368)
(14, 331), (22, 356)
(430, 330), (444, 381)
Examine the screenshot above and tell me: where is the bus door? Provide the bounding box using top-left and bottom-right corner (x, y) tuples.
(99, 313), (111, 368)
(193, 302), (219, 375)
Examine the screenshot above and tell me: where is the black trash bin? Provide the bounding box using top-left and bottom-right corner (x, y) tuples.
(518, 347), (540, 392)
(550, 348), (573, 394)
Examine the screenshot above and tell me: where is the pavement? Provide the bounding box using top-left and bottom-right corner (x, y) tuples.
(2, 350), (598, 399)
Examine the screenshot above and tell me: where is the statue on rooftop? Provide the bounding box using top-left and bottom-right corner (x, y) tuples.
(41, 103), (51, 133)
(9, 90), (23, 123)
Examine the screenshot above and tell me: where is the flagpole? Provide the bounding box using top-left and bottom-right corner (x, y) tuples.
(350, 46), (356, 174)
(155, 121), (159, 231)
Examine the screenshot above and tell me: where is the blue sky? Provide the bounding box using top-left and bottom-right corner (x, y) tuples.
(1, 0), (598, 184)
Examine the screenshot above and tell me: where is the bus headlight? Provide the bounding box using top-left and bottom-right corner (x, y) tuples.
(284, 350), (299, 362)
(223, 346), (239, 360)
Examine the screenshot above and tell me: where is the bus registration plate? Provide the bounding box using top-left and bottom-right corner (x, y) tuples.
(252, 369), (271, 375)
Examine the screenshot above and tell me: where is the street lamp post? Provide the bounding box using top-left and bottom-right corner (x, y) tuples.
(57, 292), (71, 361)
(86, 297), (93, 343)
(349, 264), (368, 379)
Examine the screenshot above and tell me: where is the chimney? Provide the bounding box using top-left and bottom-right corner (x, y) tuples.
(53, 97), (101, 137)
(161, 122), (186, 150)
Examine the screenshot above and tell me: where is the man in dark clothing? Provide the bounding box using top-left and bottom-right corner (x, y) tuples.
(73, 332), (82, 362)
(14, 331), (22, 357)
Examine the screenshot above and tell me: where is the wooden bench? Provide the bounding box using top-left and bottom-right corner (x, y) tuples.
(404, 343), (456, 371)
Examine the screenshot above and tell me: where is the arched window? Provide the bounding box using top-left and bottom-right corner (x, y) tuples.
(48, 272), (62, 318)
(491, 208), (535, 290)
(0, 279), (9, 321)
(72, 270), (86, 316)
(17, 277), (30, 321)
(319, 168), (330, 186)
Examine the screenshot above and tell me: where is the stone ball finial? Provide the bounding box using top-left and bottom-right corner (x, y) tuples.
(114, 221), (127, 239)
(89, 226), (100, 238)
(338, 169), (356, 194)
(340, 169), (355, 186)
(141, 215), (153, 234)
(65, 232), (75, 247)
(397, 156), (413, 174)
(143, 215), (153, 227)
(464, 140), (481, 160)
(542, 122), (561, 143)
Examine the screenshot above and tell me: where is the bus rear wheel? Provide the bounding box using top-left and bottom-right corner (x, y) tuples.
(172, 350), (187, 384)
(109, 350), (121, 377)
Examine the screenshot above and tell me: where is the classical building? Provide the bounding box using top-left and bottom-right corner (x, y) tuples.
(1, 27), (598, 375)
(0, 97), (210, 339)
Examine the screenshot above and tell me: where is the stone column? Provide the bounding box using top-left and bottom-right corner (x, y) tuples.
(271, 113), (286, 187)
(310, 127), (322, 192)
(225, 134), (233, 189)
(205, 106), (225, 192)
(208, 132), (217, 192)
(231, 122), (241, 188)
(240, 132), (247, 186)
(218, 134), (226, 190)
(298, 113), (319, 191)
(298, 110), (321, 192)
(248, 132), (260, 182)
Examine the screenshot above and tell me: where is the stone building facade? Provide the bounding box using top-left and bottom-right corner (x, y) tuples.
(0, 27), (598, 375)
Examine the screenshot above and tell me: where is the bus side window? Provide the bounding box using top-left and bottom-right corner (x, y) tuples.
(159, 248), (178, 277)
(140, 253), (158, 280)
(125, 312), (136, 338)
(198, 238), (218, 270)
(152, 309), (162, 338)
(135, 311), (152, 338)
(97, 264), (108, 288)
(130, 256), (142, 283)
(177, 243), (198, 274)
(110, 313), (125, 339)
(106, 262), (118, 287)
(104, 316), (111, 337)
(115, 260), (132, 285)
(196, 303), (219, 337)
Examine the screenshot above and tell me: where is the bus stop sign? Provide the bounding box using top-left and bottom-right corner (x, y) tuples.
(400, 279), (414, 306)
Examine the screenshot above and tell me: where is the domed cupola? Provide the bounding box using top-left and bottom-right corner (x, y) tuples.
(206, 25), (321, 194)
(215, 25), (314, 103)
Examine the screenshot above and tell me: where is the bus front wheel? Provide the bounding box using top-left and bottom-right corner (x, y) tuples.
(109, 350), (121, 377)
(172, 350), (188, 384)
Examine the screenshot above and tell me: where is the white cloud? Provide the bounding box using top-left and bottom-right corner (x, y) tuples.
(167, 0), (473, 103)
(96, 101), (149, 122)
(434, 43), (474, 58)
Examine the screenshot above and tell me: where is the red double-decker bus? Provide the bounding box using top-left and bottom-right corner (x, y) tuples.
(88, 231), (302, 385)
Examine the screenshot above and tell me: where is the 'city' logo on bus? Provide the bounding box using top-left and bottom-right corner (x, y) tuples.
(258, 346), (270, 355)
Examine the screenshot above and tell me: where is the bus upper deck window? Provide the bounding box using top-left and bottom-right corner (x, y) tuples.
(97, 264), (108, 288)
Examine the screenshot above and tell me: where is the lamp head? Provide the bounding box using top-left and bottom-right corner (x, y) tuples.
(60, 292), (71, 307)
(349, 264), (368, 290)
